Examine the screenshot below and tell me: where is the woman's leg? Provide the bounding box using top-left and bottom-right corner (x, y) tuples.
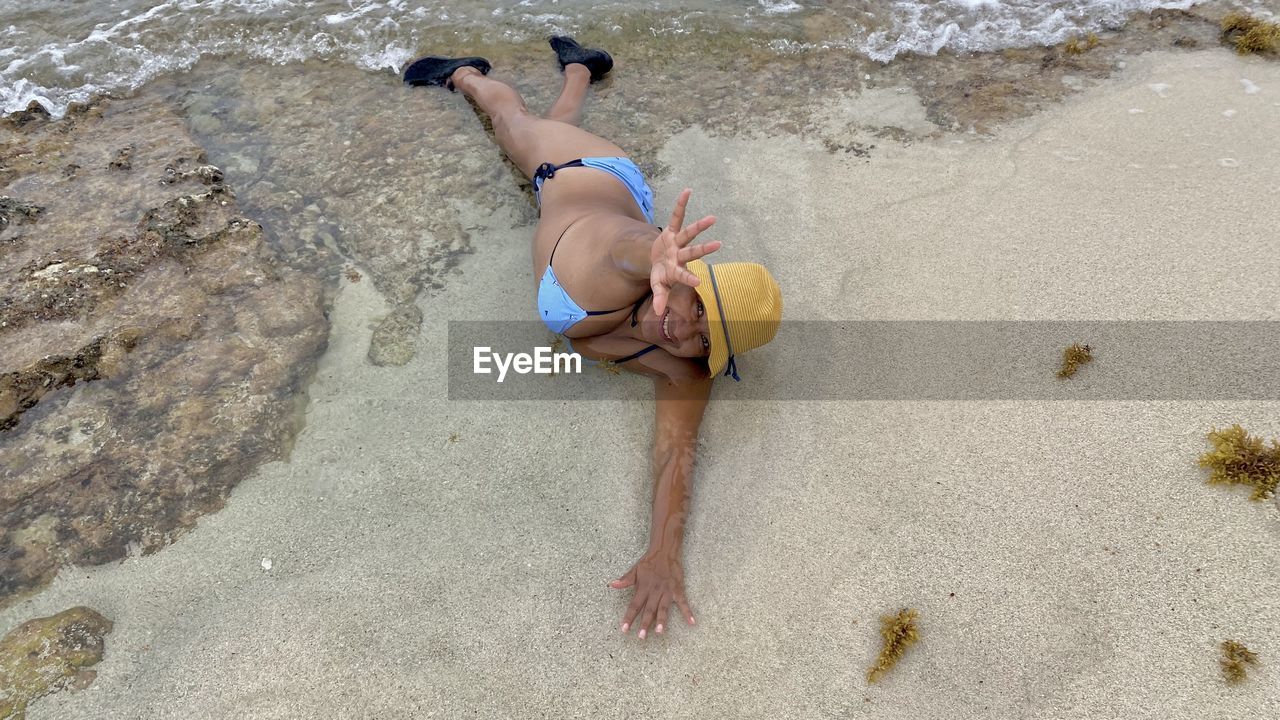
(450, 65), (626, 179)
(544, 64), (591, 126)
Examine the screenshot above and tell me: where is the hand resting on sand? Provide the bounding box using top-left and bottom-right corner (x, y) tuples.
(610, 548), (695, 638)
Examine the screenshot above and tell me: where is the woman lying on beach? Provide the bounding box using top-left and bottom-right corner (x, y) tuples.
(404, 37), (781, 639)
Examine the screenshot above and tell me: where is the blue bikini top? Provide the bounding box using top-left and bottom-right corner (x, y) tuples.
(534, 158), (661, 366)
(537, 221), (658, 366)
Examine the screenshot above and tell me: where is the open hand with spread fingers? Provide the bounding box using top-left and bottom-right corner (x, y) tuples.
(650, 189), (720, 316)
(610, 549), (696, 639)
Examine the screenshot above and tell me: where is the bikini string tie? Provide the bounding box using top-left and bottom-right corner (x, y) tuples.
(629, 290), (651, 328)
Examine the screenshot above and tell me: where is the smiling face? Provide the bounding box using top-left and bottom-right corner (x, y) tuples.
(645, 283), (712, 358)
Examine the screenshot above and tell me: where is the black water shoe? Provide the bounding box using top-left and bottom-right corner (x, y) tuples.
(403, 56), (491, 90)
(549, 36), (613, 82)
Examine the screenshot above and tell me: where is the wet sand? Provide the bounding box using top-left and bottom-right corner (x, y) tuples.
(3, 49), (1279, 718)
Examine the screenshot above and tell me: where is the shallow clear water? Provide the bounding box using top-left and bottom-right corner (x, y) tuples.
(6, 0), (1271, 116)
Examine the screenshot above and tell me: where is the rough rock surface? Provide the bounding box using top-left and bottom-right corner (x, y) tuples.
(0, 606), (112, 719)
(0, 97), (328, 607)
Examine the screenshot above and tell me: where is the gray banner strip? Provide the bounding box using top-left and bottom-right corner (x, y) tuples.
(447, 321), (1280, 400)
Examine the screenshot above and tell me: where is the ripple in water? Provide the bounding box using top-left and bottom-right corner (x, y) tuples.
(0, 0), (1227, 117)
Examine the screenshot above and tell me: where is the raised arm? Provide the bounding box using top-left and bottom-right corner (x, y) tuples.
(609, 188), (720, 314)
(609, 374), (712, 638)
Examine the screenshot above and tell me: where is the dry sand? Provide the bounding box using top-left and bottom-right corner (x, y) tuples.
(3, 50), (1279, 718)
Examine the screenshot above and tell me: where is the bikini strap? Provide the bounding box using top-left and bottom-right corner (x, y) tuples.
(629, 290), (651, 327)
(547, 216), (581, 268)
(549, 215), (649, 319)
(534, 158), (585, 188)
(610, 292), (658, 364)
(583, 286), (648, 319)
(612, 344), (660, 365)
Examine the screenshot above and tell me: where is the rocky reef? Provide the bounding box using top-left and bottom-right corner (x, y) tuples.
(0, 606), (113, 719)
(164, 63), (507, 368)
(0, 96), (327, 606)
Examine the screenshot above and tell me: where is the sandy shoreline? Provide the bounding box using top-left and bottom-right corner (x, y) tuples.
(3, 49), (1279, 718)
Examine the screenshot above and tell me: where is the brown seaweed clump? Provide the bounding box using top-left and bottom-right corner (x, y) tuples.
(1221, 13), (1280, 55)
(1220, 640), (1259, 684)
(867, 608), (920, 683)
(1064, 33), (1101, 55)
(0, 606), (113, 718)
(1198, 425), (1280, 501)
(1056, 343), (1094, 378)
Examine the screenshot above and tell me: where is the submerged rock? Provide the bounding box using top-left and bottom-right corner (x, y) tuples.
(368, 303), (424, 367)
(1, 101), (51, 131)
(108, 144), (134, 171)
(0, 96), (328, 607)
(0, 330), (140, 431)
(0, 197), (43, 232)
(0, 606), (112, 719)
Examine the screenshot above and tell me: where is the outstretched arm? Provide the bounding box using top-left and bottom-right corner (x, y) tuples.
(610, 375), (712, 638)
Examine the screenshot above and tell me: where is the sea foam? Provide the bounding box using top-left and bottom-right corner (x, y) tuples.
(0, 0), (1213, 118)
(859, 0), (1201, 62)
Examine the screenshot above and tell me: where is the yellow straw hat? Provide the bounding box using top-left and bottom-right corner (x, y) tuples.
(687, 259), (782, 380)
